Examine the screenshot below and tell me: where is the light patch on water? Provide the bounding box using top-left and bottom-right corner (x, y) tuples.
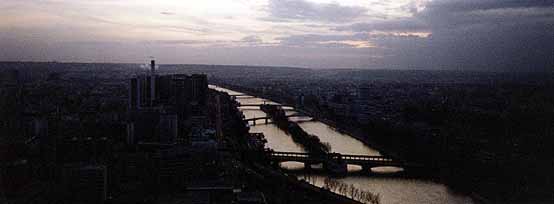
(347, 164), (363, 172)
(279, 161), (304, 170)
(371, 166), (404, 174)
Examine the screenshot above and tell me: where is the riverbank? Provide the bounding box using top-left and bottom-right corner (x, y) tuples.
(213, 85), (480, 204)
(217, 84), (398, 159)
(294, 107), (494, 204)
(294, 106), (495, 204)
(300, 111), (399, 159)
(261, 104), (330, 155)
(248, 162), (362, 204)
(213, 87), (364, 204)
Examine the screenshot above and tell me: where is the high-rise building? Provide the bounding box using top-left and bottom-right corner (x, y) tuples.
(129, 61), (157, 109)
(128, 61), (207, 109)
(150, 60), (156, 74)
(189, 74), (208, 105)
(127, 61), (209, 145)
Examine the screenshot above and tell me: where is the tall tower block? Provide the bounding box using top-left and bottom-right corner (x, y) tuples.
(150, 60), (156, 74)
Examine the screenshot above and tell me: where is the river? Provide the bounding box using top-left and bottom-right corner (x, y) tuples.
(211, 85), (474, 204)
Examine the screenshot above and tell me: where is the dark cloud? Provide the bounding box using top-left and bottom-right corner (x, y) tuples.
(423, 0), (552, 14)
(420, 0), (553, 30)
(431, 1), (551, 71)
(334, 0), (553, 71)
(264, 0), (367, 22)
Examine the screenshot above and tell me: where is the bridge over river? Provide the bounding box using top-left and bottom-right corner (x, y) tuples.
(238, 103), (311, 125)
(266, 151), (423, 176)
(212, 85), (475, 203)
(242, 113), (308, 125)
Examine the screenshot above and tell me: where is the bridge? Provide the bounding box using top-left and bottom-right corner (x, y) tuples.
(230, 94), (256, 99)
(238, 103), (310, 116)
(234, 95), (256, 99)
(229, 93), (249, 97)
(243, 113), (309, 125)
(238, 103), (296, 108)
(266, 151), (421, 175)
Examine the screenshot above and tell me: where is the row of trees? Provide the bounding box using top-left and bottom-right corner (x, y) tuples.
(301, 175), (380, 204)
(261, 104), (331, 155)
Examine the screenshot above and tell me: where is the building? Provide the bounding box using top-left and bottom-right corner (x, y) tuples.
(151, 147), (190, 188)
(128, 61), (208, 110)
(127, 60), (209, 145)
(0, 154), (31, 199)
(296, 93), (305, 107)
(0, 69), (23, 138)
(189, 74), (208, 105)
(62, 164), (108, 203)
(159, 114), (179, 144)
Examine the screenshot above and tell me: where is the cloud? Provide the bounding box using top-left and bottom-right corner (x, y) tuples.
(276, 34), (375, 49)
(149, 40), (214, 45)
(146, 35), (268, 48)
(264, 0), (367, 23)
(241, 35), (263, 44)
(160, 11), (175, 15)
(1, 0), (552, 71)
(335, 18), (429, 33)
(423, 0), (552, 14)
(236, 35), (268, 47)
(368, 0), (554, 71)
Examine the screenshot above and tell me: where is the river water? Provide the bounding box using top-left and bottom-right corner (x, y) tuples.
(211, 85), (474, 204)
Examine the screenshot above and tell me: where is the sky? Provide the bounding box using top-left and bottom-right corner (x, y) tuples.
(0, 0), (552, 71)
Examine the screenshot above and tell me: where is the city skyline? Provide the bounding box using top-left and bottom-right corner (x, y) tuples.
(1, 0), (552, 71)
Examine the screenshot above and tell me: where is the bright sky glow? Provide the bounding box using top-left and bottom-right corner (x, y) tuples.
(1, 0), (551, 71)
(1, 0), (427, 43)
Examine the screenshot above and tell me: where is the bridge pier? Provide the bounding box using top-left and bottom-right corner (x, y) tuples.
(361, 165), (375, 174)
(361, 165), (370, 172)
(324, 161), (347, 176)
(270, 161), (280, 169)
(304, 162), (312, 171)
(265, 118), (268, 124)
(252, 119), (256, 126)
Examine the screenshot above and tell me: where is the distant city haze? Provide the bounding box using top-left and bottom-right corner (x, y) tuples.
(1, 0), (552, 71)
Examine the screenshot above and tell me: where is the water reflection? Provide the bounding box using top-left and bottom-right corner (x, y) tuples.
(211, 85), (474, 204)
(250, 123), (305, 153)
(371, 167), (405, 174)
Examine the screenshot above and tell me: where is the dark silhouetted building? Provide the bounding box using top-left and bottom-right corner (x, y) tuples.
(62, 164), (108, 203)
(126, 61), (208, 146)
(128, 62), (208, 110)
